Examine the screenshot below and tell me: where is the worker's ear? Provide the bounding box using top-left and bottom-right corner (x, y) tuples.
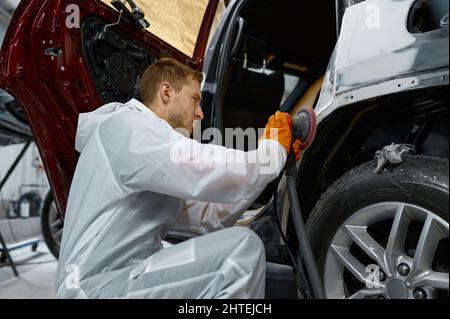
(160, 82), (172, 105)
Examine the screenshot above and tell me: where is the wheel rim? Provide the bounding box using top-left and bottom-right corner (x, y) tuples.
(324, 202), (449, 299)
(48, 200), (63, 249)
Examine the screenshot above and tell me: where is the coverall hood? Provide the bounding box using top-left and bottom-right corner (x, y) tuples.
(75, 100), (155, 152)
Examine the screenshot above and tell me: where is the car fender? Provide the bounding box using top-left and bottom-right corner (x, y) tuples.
(316, 0), (449, 122)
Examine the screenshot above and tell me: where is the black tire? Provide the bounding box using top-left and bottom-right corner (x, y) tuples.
(41, 191), (63, 259)
(306, 155), (449, 299)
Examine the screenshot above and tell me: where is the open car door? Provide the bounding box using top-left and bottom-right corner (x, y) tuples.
(0, 0), (220, 215)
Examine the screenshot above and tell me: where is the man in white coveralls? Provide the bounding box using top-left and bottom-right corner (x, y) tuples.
(56, 58), (312, 299)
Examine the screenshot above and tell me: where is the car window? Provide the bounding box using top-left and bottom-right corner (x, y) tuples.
(100, 0), (210, 58)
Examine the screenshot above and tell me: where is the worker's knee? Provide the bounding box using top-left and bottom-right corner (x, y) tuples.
(228, 226), (265, 254)
(228, 227), (266, 280)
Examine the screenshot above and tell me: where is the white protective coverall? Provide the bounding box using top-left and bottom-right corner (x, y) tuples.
(55, 98), (287, 298)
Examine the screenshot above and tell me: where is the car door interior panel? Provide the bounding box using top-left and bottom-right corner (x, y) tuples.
(81, 18), (155, 104)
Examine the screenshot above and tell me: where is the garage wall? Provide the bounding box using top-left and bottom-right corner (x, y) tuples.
(0, 143), (50, 218)
(0, 23), (5, 44)
(0, 2), (12, 45)
(0, 143), (49, 244)
(1, 0), (20, 46)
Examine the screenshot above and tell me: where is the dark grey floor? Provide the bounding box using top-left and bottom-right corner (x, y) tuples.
(265, 262), (298, 299)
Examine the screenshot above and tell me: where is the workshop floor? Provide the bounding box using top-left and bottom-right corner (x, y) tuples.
(0, 244), (297, 299)
(0, 243), (57, 299)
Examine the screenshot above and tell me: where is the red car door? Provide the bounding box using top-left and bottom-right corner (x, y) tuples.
(0, 0), (220, 215)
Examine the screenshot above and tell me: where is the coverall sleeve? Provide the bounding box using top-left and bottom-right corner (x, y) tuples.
(100, 112), (287, 205)
(175, 196), (266, 234)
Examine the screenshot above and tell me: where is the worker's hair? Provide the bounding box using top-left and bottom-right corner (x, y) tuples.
(139, 58), (203, 105)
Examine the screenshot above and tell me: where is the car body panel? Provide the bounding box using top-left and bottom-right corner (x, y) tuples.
(0, 0), (218, 213)
(316, 0), (449, 121)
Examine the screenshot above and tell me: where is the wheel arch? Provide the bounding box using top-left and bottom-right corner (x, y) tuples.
(297, 85), (449, 219)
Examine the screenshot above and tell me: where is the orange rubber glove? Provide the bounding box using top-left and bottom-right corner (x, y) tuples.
(262, 111), (292, 152)
(292, 139), (302, 161)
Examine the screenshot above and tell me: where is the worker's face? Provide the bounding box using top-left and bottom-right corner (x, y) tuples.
(168, 77), (203, 135)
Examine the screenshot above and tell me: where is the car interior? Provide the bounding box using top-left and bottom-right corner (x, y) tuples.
(218, 0), (337, 205)
(221, 0), (337, 148)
